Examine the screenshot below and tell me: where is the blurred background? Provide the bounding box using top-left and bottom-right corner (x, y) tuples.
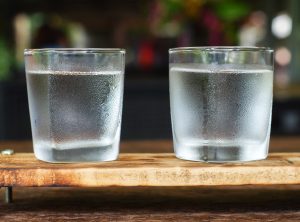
(0, 0), (299, 140)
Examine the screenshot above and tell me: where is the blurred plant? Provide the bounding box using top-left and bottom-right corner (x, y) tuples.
(213, 0), (250, 43)
(148, 0), (250, 45)
(214, 0), (249, 22)
(0, 38), (12, 80)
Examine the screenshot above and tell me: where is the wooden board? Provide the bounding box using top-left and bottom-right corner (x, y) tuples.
(2, 186), (300, 221)
(1, 153), (300, 187)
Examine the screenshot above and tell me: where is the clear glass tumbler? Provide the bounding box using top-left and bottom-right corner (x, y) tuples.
(169, 47), (273, 162)
(25, 49), (125, 162)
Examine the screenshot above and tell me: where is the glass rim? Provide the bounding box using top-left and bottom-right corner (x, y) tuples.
(169, 46), (273, 53)
(24, 48), (126, 55)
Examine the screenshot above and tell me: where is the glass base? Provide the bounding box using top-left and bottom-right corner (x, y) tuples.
(174, 141), (269, 162)
(34, 143), (119, 163)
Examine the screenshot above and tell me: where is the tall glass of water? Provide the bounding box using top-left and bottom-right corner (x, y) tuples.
(25, 49), (125, 162)
(169, 47), (273, 162)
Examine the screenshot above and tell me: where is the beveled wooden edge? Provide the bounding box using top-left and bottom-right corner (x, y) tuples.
(0, 153), (300, 187)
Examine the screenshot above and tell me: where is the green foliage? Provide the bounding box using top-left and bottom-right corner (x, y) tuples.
(162, 0), (184, 16)
(0, 38), (12, 80)
(214, 0), (250, 22)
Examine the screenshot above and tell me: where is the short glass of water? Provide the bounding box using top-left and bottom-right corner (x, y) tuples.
(169, 47), (273, 162)
(25, 49), (125, 162)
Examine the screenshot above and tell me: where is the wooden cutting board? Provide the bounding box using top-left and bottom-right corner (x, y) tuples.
(0, 153), (300, 187)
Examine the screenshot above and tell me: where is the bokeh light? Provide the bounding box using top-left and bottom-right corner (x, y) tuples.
(272, 13), (292, 39)
(275, 47), (292, 66)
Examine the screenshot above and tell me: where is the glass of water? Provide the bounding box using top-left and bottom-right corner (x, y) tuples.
(25, 49), (125, 162)
(169, 47), (273, 162)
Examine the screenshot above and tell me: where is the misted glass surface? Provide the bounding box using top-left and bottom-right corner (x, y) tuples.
(169, 48), (273, 162)
(25, 49), (125, 162)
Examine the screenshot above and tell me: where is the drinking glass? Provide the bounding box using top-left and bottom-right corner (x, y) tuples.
(169, 47), (273, 162)
(25, 48), (125, 162)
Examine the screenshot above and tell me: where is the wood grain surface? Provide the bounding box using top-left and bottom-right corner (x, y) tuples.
(1, 153), (300, 187)
(1, 186), (300, 221)
(0, 139), (300, 221)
